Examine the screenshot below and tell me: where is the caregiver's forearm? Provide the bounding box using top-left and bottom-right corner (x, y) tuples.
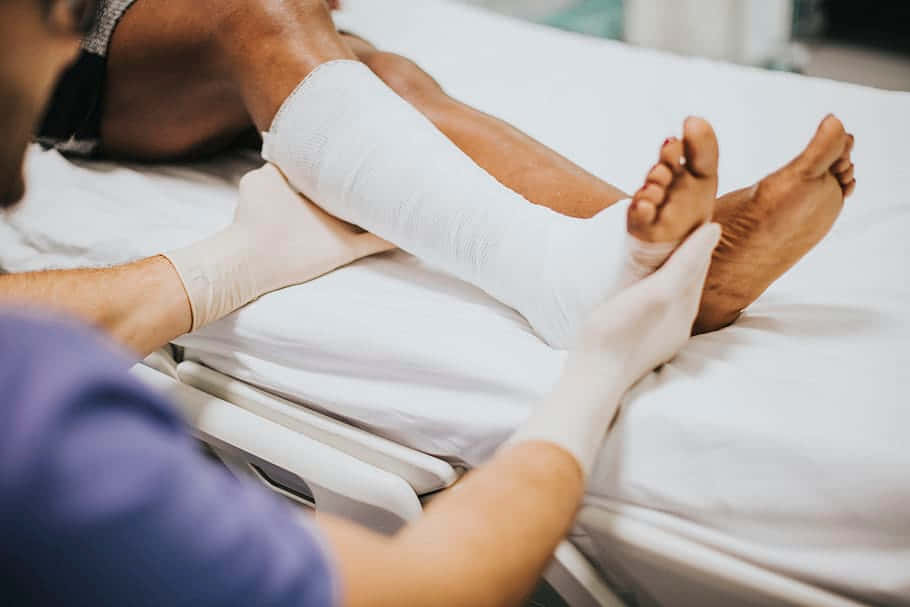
(0, 255), (190, 357)
(320, 440), (585, 607)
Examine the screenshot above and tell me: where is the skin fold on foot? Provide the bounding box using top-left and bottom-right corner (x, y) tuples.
(695, 114), (856, 334)
(628, 116), (719, 245)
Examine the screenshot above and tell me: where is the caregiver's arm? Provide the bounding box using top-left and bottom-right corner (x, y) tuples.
(0, 224), (717, 607)
(0, 165), (392, 357)
(322, 223), (722, 607)
(0, 256), (190, 358)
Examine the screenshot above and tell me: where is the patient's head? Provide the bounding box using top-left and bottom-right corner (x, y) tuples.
(0, 0), (92, 208)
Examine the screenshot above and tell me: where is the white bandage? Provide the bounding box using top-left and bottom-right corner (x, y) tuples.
(263, 60), (681, 348)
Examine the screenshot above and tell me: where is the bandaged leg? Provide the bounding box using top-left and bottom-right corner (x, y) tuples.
(263, 61), (717, 348)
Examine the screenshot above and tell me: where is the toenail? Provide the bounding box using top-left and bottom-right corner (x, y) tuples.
(663, 138), (672, 146)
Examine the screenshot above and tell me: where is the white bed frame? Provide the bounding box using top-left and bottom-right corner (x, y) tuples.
(133, 351), (869, 607)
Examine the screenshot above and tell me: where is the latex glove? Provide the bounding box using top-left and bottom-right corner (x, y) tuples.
(507, 222), (722, 476)
(165, 164), (394, 331)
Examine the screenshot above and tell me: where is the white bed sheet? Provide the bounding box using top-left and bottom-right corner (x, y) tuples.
(2, 0), (908, 603)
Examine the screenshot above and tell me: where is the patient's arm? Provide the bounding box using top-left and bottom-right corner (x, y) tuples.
(0, 256), (190, 357)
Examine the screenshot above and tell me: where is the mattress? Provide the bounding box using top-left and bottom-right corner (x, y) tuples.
(2, 0), (908, 603)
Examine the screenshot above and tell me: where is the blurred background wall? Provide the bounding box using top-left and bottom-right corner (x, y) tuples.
(456, 0), (910, 91)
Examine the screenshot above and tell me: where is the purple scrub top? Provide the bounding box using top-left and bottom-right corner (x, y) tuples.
(0, 310), (338, 607)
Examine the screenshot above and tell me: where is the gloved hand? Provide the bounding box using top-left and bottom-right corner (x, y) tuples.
(507, 222), (722, 476)
(165, 164), (394, 331)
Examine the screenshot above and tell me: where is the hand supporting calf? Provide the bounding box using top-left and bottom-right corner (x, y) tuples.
(508, 223), (721, 476)
(164, 164), (394, 331)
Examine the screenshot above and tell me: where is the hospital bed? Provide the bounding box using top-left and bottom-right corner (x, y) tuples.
(2, 0), (908, 604)
(132, 354), (875, 607)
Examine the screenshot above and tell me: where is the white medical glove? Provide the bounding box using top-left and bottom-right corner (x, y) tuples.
(164, 164), (394, 331)
(507, 223), (722, 476)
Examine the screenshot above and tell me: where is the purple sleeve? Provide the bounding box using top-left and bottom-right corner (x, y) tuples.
(0, 312), (338, 607)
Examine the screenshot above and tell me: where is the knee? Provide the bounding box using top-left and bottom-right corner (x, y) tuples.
(362, 52), (443, 103)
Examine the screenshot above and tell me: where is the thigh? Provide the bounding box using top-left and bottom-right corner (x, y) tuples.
(102, 0), (356, 160)
(100, 0), (252, 160)
(100, 17), (430, 161)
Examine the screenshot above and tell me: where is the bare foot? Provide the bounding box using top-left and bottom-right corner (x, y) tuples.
(695, 115), (856, 333)
(628, 116), (718, 244)
(516, 117), (720, 347)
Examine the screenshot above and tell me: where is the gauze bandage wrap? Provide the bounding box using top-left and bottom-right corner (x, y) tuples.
(263, 60), (681, 348)
(164, 165), (392, 331)
(507, 223), (722, 476)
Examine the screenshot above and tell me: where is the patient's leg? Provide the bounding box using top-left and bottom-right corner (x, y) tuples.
(342, 36), (630, 219)
(263, 52), (720, 346)
(695, 116), (855, 332)
(100, 0), (354, 159)
(99, 1), (854, 334)
(342, 40), (857, 333)
(101, 16), (627, 217)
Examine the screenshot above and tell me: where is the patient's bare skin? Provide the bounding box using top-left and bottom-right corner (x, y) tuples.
(628, 117), (718, 244)
(95, 0), (855, 334)
(694, 115), (856, 332)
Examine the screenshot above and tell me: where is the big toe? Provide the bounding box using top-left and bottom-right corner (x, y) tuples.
(798, 115), (848, 177)
(683, 116), (719, 179)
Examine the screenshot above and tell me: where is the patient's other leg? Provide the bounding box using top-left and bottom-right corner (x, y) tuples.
(694, 115), (855, 332)
(347, 41), (857, 332)
(345, 40), (857, 333)
(345, 37), (629, 218)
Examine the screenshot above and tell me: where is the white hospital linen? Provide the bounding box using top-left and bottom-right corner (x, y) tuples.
(3, 0), (909, 603)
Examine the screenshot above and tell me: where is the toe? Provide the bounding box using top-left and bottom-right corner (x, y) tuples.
(831, 133), (855, 176)
(798, 114), (848, 178)
(628, 199), (658, 231)
(656, 199), (684, 237)
(637, 183), (666, 205)
(837, 164), (854, 185)
(646, 163), (674, 188)
(832, 157), (851, 174)
(843, 133), (855, 158)
(843, 179), (857, 197)
(682, 116), (720, 179)
(660, 138), (685, 175)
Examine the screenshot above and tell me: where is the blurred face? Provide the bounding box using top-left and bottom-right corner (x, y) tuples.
(0, 0), (92, 208)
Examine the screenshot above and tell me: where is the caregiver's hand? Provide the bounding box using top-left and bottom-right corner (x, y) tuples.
(164, 164), (394, 331)
(573, 222), (722, 390)
(508, 222), (721, 475)
(318, 226), (719, 607)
